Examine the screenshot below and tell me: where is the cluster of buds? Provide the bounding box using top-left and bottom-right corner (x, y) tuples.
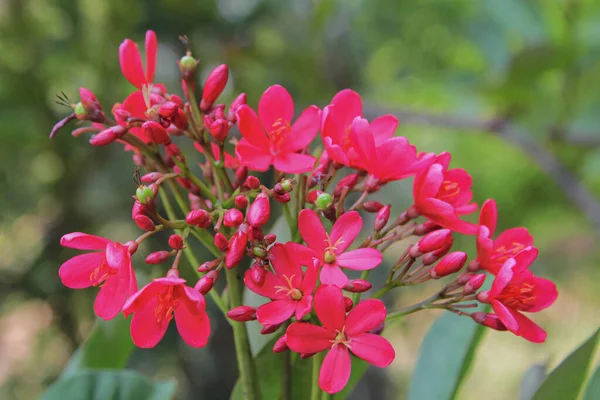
(52, 31), (558, 395)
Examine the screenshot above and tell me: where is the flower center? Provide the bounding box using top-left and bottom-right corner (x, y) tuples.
(436, 180), (461, 203)
(324, 233), (344, 261)
(498, 281), (536, 311)
(154, 286), (179, 324)
(324, 250), (336, 264)
(340, 125), (353, 151)
(331, 327), (352, 349)
(89, 260), (115, 287)
(267, 118), (291, 154)
(274, 274), (303, 301)
(490, 242), (527, 265)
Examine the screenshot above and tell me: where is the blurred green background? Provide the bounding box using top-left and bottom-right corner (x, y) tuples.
(1, 0), (599, 399)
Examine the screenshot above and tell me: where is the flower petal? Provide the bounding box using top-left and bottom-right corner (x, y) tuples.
(320, 264), (349, 288)
(330, 89), (362, 131)
(336, 248), (382, 271)
(491, 299), (518, 333)
(236, 105), (269, 147)
(273, 153), (316, 174)
(315, 285), (346, 331)
(259, 85), (294, 130)
(344, 299), (387, 336)
(257, 299), (296, 325)
(236, 139), (272, 172)
(415, 163), (444, 201)
(269, 243), (296, 278)
(285, 242), (318, 268)
(285, 322), (334, 353)
(509, 308), (547, 343)
(119, 39), (146, 88)
(479, 199), (498, 235)
(295, 295), (313, 321)
(350, 333), (395, 367)
(298, 209), (327, 256)
(60, 232), (110, 250)
(144, 30), (157, 83)
(489, 259), (515, 297)
(130, 297), (169, 348)
(59, 252), (105, 289)
(349, 117), (376, 173)
(123, 281), (164, 317)
(319, 345), (352, 394)
(282, 105), (320, 153)
(300, 262), (319, 295)
(243, 268), (284, 299)
(528, 276), (558, 312)
(174, 287), (210, 348)
(94, 256), (132, 320)
(370, 114), (398, 144)
(330, 211), (362, 253)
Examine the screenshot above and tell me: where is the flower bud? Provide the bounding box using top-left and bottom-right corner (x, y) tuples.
(247, 227), (263, 243)
(232, 196), (248, 211)
(90, 126), (127, 146)
(333, 174), (359, 197)
(142, 121), (171, 145)
(263, 234), (277, 246)
(134, 215), (155, 231)
(228, 93), (247, 122)
(158, 101), (179, 119)
(273, 334), (288, 353)
(226, 231), (248, 269)
(197, 261), (214, 273)
(201, 64), (229, 111)
(463, 273), (486, 295)
(224, 209), (244, 228)
(362, 201), (384, 213)
(374, 205), (391, 231)
(250, 264), (267, 285)
(141, 172), (164, 183)
(179, 55), (197, 76)
(343, 296), (353, 312)
(186, 210), (211, 228)
(248, 193), (270, 228)
(343, 279), (372, 293)
(227, 305), (256, 322)
(79, 88), (105, 121)
(471, 312), (507, 331)
(316, 193), (333, 209)
(168, 234), (184, 250)
(410, 229), (453, 257)
(131, 200), (148, 218)
(209, 119), (230, 143)
(261, 323), (282, 335)
(135, 186), (155, 205)
(172, 108), (189, 130)
(145, 251), (172, 264)
(194, 270), (219, 294)
(467, 259), (481, 272)
(430, 251), (468, 279)
(245, 176), (260, 190)
(214, 233), (229, 252)
(253, 246), (267, 258)
(414, 221), (442, 235)
(273, 193), (291, 203)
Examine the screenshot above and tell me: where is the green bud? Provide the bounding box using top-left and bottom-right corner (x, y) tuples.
(136, 186), (154, 204)
(74, 102), (86, 116)
(253, 246), (267, 258)
(281, 179), (293, 192)
(180, 55), (196, 71)
(316, 193), (333, 209)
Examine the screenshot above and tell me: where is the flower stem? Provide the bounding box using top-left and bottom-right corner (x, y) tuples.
(283, 202), (297, 239)
(225, 266), (261, 400)
(282, 339), (291, 400)
(311, 352), (322, 400)
(385, 292), (443, 322)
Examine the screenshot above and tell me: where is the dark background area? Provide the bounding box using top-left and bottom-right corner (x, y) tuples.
(1, 0), (599, 399)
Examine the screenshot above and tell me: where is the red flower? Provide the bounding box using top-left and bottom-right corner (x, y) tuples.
(58, 233), (137, 320)
(477, 199), (535, 274)
(286, 285), (395, 394)
(477, 248), (557, 343)
(349, 117), (432, 184)
(244, 243), (317, 325)
(412, 153), (478, 235)
(235, 85), (319, 174)
(298, 209), (382, 287)
(122, 269), (210, 348)
(119, 30), (157, 89)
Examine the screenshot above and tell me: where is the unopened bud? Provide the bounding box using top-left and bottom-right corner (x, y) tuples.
(208, 119), (230, 143)
(261, 323), (282, 335)
(159, 101), (179, 119)
(250, 264), (267, 285)
(414, 221), (442, 235)
(141, 172), (164, 183)
(224, 209), (244, 228)
(273, 334), (288, 353)
(179, 55), (197, 74)
(471, 312), (507, 331)
(374, 205), (391, 231)
(332, 174), (358, 197)
(201, 64), (229, 111)
(273, 193), (291, 203)
(463, 273), (486, 295)
(142, 121), (171, 145)
(194, 270), (218, 294)
(145, 251), (171, 264)
(134, 215), (155, 231)
(234, 195), (249, 209)
(430, 251), (467, 279)
(168, 234), (184, 250)
(343, 279), (372, 293)
(226, 231), (248, 268)
(214, 233), (229, 252)
(467, 259), (481, 272)
(410, 229), (453, 257)
(343, 296), (353, 312)
(263, 234), (277, 246)
(125, 240), (138, 255)
(228, 93), (247, 122)
(172, 109), (188, 130)
(362, 201), (384, 213)
(245, 176), (260, 190)
(186, 210), (211, 228)
(136, 186), (155, 205)
(131, 200), (148, 218)
(90, 126), (127, 146)
(79, 88), (105, 121)
(316, 193), (333, 209)
(248, 193), (270, 228)
(227, 305), (256, 322)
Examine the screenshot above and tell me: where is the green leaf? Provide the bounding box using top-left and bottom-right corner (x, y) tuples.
(582, 367), (600, 400)
(532, 328), (600, 400)
(519, 363), (547, 400)
(407, 312), (486, 400)
(42, 370), (176, 400)
(62, 317), (134, 377)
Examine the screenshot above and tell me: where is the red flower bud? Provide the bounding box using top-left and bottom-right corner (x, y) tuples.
(234, 195), (249, 209)
(209, 119), (230, 143)
(414, 221), (442, 235)
(333, 174), (359, 197)
(300, 353), (316, 359)
(78, 88), (104, 121)
(172, 108), (189, 130)
(214, 233), (229, 252)
(263, 234), (277, 246)
(90, 126), (127, 146)
(186, 210), (211, 228)
(145, 251), (172, 264)
(158, 101), (179, 119)
(245, 176), (260, 190)
(273, 334), (288, 353)
(261, 323), (282, 335)
(430, 251), (467, 279)
(410, 229), (453, 257)
(197, 262), (213, 273)
(362, 201), (384, 212)
(374, 205), (391, 231)
(343, 296), (354, 312)
(227, 305), (256, 322)
(224, 209), (244, 228)
(226, 231), (248, 268)
(247, 227), (263, 243)
(169, 94), (184, 108)
(463, 273), (486, 295)
(228, 93), (247, 122)
(247, 193), (270, 228)
(142, 121), (171, 145)
(471, 312), (507, 331)
(343, 279), (372, 293)
(165, 143), (181, 157)
(201, 64), (229, 111)
(250, 264), (267, 285)
(273, 193), (291, 203)
(141, 172), (163, 183)
(134, 215), (155, 231)
(307, 190), (322, 204)
(131, 200), (148, 219)
(194, 270), (218, 294)
(168, 234), (184, 250)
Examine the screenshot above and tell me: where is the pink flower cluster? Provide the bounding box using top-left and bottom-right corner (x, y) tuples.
(52, 31), (557, 394)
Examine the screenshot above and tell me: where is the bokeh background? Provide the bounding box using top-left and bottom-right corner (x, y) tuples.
(1, 0), (599, 399)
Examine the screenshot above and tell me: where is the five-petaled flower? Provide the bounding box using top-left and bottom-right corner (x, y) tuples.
(477, 248), (557, 343)
(477, 199), (535, 274)
(412, 152), (478, 235)
(235, 85), (320, 174)
(298, 209), (382, 287)
(286, 285), (395, 394)
(244, 243), (317, 325)
(59, 232), (137, 320)
(122, 269), (210, 348)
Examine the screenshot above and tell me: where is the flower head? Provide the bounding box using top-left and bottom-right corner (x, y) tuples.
(119, 30), (158, 89)
(286, 285), (395, 394)
(298, 209), (382, 287)
(122, 269), (210, 348)
(235, 85), (320, 174)
(58, 232), (137, 320)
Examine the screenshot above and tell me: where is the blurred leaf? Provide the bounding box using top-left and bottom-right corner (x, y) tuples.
(583, 367), (600, 400)
(407, 312), (486, 400)
(62, 317), (134, 378)
(532, 328), (600, 400)
(230, 337), (312, 400)
(519, 363), (547, 400)
(480, 0), (546, 43)
(42, 370), (176, 400)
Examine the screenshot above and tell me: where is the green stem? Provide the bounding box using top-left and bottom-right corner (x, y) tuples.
(385, 292), (443, 323)
(190, 227), (220, 257)
(225, 266), (261, 400)
(282, 338), (291, 400)
(371, 284), (395, 300)
(311, 352), (323, 400)
(282, 202), (297, 239)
